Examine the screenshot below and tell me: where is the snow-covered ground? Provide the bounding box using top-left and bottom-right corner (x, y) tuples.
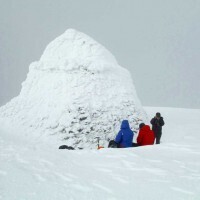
(0, 107), (200, 200)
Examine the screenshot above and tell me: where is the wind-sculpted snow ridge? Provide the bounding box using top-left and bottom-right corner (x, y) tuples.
(0, 29), (147, 149)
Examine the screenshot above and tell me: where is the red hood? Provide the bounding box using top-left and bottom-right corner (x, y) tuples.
(141, 125), (151, 132)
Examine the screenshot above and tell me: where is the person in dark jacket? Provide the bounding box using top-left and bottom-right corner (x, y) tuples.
(150, 112), (165, 144)
(115, 120), (133, 148)
(137, 123), (155, 146)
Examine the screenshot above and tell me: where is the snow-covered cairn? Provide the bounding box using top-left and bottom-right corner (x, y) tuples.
(0, 29), (147, 149)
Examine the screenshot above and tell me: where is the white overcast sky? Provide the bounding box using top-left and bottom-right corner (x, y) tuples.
(0, 0), (200, 108)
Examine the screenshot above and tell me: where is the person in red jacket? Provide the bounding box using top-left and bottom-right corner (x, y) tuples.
(137, 123), (155, 146)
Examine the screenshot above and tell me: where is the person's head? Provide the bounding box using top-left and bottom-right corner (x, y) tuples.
(139, 123), (145, 129)
(156, 112), (161, 119)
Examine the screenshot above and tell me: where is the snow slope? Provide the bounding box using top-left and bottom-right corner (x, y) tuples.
(0, 29), (146, 149)
(0, 107), (200, 200)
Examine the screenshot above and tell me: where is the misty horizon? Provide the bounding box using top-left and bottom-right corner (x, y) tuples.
(0, 0), (200, 109)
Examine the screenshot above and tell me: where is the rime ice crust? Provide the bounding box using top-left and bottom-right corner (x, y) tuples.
(0, 29), (147, 149)
(39, 29), (118, 72)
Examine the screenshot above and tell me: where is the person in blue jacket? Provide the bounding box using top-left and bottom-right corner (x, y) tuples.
(114, 120), (134, 148)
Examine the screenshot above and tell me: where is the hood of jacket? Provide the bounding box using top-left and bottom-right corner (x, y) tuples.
(141, 125), (151, 132)
(121, 120), (130, 129)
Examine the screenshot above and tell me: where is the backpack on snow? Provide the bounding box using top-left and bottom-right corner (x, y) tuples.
(108, 140), (118, 148)
(59, 145), (74, 150)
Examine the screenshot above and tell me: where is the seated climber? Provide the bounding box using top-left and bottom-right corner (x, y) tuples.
(137, 123), (155, 146)
(114, 120), (134, 148)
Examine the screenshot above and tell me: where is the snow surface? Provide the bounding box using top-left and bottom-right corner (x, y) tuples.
(0, 107), (200, 200)
(0, 29), (146, 149)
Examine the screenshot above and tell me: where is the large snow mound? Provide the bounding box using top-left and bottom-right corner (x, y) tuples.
(0, 29), (147, 149)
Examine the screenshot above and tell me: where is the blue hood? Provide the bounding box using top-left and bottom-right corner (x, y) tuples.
(121, 120), (130, 129)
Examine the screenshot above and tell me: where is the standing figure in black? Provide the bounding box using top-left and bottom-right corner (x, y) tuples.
(150, 112), (165, 144)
